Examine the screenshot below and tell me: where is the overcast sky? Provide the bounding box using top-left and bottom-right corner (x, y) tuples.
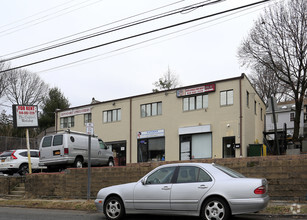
(0, 0), (282, 111)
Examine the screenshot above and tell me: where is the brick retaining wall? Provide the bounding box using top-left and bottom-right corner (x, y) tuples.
(3, 155), (307, 201)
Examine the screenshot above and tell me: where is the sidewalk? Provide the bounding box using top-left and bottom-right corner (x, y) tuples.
(0, 197), (306, 216)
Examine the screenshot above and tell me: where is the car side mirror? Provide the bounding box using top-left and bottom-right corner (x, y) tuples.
(141, 178), (147, 185)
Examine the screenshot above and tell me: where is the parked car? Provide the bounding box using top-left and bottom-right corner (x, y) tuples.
(39, 130), (114, 171)
(95, 163), (269, 220)
(0, 149), (45, 175)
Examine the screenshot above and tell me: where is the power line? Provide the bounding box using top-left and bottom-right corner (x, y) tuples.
(37, 3), (270, 74)
(0, 0), (102, 38)
(0, 0), (271, 73)
(1, 0), (217, 62)
(0, 0), (76, 30)
(2, 0), (185, 58)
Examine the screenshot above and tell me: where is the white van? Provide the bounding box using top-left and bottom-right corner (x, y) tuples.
(39, 130), (114, 170)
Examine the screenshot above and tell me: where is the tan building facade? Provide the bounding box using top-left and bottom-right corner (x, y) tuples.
(55, 74), (265, 165)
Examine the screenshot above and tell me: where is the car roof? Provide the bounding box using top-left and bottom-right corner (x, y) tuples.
(6, 149), (39, 152)
(158, 162), (214, 168)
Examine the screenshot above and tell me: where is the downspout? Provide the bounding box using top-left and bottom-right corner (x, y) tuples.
(129, 98), (132, 164)
(239, 76), (243, 157)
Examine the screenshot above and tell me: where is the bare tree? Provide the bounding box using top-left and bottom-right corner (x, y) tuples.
(249, 61), (291, 105)
(0, 61), (10, 98)
(153, 66), (180, 92)
(238, 0), (307, 141)
(5, 69), (49, 105)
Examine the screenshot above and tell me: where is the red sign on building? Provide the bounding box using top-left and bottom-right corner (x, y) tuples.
(177, 83), (215, 97)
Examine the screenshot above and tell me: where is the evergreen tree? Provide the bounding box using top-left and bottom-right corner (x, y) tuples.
(39, 87), (70, 130)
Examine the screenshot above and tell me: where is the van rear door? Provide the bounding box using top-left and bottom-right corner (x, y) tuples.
(52, 134), (64, 157)
(40, 134), (64, 162)
(40, 136), (53, 161)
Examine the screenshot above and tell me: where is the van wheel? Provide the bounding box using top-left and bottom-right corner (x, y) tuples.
(74, 158), (83, 168)
(108, 159), (114, 167)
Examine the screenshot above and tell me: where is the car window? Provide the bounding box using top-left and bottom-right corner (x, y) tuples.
(0, 151), (13, 157)
(19, 151), (28, 157)
(146, 167), (176, 184)
(42, 136), (52, 147)
(176, 166), (212, 183)
(99, 139), (107, 149)
(198, 169), (212, 182)
(30, 151), (39, 157)
(53, 135), (63, 146)
(214, 164), (245, 178)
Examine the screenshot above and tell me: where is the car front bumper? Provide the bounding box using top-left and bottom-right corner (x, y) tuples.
(94, 199), (104, 213)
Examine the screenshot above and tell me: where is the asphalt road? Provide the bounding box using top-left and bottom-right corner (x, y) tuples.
(0, 207), (305, 220)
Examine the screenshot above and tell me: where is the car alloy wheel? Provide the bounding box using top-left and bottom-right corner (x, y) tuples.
(18, 164), (29, 176)
(202, 197), (230, 220)
(104, 196), (125, 220)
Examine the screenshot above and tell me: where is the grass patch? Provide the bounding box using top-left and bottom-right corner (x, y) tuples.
(0, 199), (96, 211)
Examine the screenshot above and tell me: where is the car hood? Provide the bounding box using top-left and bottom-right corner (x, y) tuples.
(97, 182), (137, 199)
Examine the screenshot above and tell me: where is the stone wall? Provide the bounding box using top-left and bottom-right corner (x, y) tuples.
(6, 155), (307, 201)
(0, 176), (23, 196)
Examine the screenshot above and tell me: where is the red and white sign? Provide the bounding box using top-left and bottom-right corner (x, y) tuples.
(177, 84), (215, 97)
(13, 105), (38, 128)
(59, 107), (91, 118)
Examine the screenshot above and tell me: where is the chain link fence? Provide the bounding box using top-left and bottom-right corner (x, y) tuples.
(0, 136), (39, 152)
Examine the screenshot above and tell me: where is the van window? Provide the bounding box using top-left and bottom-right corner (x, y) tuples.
(42, 136), (52, 147)
(53, 135), (63, 146)
(99, 139), (107, 149)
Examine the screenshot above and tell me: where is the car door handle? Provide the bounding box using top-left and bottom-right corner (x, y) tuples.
(162, 186), (171, 190)
(198, 185), (208, 189)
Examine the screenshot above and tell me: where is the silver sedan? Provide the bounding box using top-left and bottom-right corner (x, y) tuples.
(95, 163), (269, 220)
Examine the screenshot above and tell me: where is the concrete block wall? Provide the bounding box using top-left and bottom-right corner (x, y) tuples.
(22, 155), (307, 201)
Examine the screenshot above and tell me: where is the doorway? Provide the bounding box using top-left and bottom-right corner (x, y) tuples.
(223, 136), (235, 158)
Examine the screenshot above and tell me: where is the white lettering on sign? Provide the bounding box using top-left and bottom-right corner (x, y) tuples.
(59, 107), (91, 117)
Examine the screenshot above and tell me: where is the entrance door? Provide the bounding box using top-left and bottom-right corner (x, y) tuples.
(223, 136), (235, 158)
(138, 140), (148, 162)
(180, 135), (191, 160)
(106, 142), (126, 166)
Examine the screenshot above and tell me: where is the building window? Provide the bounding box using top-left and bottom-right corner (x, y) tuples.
(180, 133), (212, 160)
(220, 90), (233, 106)
(103, 109), (121, 123)
(183, 95), (208, 111)
(290, 112), (295, 121)
(261, 108), (263, 121)
(141, 102), (162, 117)
(60, 116), (74, 128)
(138, 137), (165, 162)
(84, 113), (92, 124)
(246, 91), (249, 108)
(254, 101), (257, 114)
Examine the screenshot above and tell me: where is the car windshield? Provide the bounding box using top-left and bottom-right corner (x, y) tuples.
(214, 164), (245, 178)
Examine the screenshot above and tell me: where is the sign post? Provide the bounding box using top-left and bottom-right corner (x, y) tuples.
(12, 105), (38, 175)
(25, 128), (32, 174)
(86, 123), (94, 200)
